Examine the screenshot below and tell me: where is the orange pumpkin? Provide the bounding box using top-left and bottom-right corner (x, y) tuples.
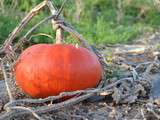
(14, 44), (102, 98)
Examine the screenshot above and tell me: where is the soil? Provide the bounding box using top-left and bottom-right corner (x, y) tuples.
(1, 33), (160, 120)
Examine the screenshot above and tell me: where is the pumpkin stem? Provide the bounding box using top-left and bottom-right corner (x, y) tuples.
(55, 27), (64, 44)
(47, 0), (64, 44)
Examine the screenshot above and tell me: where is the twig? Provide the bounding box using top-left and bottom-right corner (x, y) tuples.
(55, 0), (68, 19)
(140, 108), (146, 120)
(47, 0), (64, 43)
(13, 15), (58, 51)
(24, 15), (57, 39)
(5, 77), (131, 108)
(24, 15), (56, 38)
(59, 23), (93, 51)
(130, 66), (139, 80)
(14, 0), (67, 50)
(10, 0), (93, 53)
(4, 89), (92, 108)
(9, 106), (45, 120)
(0, 78), (130, 119)
(14, 9), (93, 52)
(135, 62), (152, 70)
(0, 92), (94, 120)
(13, 0), (68, 50)
(0, 1), (47, 55)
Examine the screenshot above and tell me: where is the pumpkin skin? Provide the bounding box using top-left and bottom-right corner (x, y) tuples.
(14, 44), (102, 98)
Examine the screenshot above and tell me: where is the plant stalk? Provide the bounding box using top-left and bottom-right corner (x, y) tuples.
(47, 0), (64, 44)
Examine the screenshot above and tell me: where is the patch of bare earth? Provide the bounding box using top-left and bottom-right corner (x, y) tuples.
(1, 33), (160, 120)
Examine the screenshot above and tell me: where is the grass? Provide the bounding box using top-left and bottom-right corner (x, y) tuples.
(0, 0), (160, 45)
(0, 14), (19, 44)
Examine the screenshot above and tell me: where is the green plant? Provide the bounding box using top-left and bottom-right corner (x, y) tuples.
(0, 0), (160, 45)
(0, 14), (19, 43)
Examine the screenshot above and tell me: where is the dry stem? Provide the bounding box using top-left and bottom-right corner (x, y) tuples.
(0, 77), (129, 119)
(47, 0), (64, 44)
(58, 24), (93, 51)
(9, 106), (45, 120)
(0, 1), (47, 56)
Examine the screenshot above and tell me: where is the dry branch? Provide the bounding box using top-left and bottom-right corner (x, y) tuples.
(0, 78), (130, 120)
(47, 0), (64, 44)
(0, 1), (47, 56)
(59, 24), (93, 51)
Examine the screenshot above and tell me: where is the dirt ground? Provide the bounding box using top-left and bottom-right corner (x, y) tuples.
(1, 33), (160, 120)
